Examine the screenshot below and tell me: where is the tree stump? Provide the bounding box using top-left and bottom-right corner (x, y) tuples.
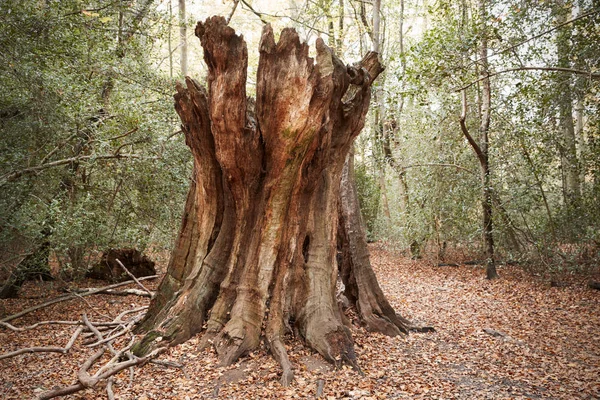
(134, 16), (410, 385)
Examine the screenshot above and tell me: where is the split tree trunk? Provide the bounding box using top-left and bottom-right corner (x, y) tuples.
(134, 16), (409, 384)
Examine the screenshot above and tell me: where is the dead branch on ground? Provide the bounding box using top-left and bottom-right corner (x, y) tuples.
(1, 275), (158, 323)
(0, 326), (83, 360)
(114, 258), (153, 297)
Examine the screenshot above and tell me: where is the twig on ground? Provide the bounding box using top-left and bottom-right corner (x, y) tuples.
(1, 320), (82, 331)
(0, 326), (83, 360)
(38, 339), (166, 399)
(83, 313), (118, 356)
(86, 320), (136, 348)
(106, 377), (116, 400)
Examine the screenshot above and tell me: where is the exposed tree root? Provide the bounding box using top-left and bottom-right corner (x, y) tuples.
(267, 336), (294, 386)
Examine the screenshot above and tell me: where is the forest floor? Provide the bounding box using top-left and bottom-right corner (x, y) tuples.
(1, 245), (599, 400)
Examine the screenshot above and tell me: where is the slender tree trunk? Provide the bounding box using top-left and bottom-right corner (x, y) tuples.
(556, 0), (580, 210)
(337, 0), (345, 52)
(477, 0), (497, 279)
(168, 0), (173, 78)
(135, 17), (408, 385)
(372, 0), (381, 53)
(179, 0), (188, 76)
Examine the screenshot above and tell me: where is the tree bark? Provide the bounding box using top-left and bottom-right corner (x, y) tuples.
(477, 0), (497, 279)
(179, 0), (188, 76)
(134, 16), (406, 384)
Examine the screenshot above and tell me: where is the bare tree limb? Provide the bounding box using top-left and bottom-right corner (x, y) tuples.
(238, 0), (268, 24)
(77, 348), (106, 388)
(1, 275), (158, 323)
(39, 346), (167, 399)
(398, 163), (476, 175)
(94, 288), (153, 297)
(226, 0), (240, 24)
(86, 319), (138, 348)
(115, 259), (153, 297)
(107, 127), (139, 141)
(106, 377), (116, 400)
(1, 320), (82, 332)
(0, 326), (83, 360)
(1, 153), (153, 185)
(39, 132), (79, 165)
(466, 9), (600, 68)
(455, 66), (600, 91)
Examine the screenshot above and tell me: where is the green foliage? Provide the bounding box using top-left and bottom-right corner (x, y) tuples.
(353, 0), (600, 268)
(354, 162), (380, 240)
(0, 0), (190, 275)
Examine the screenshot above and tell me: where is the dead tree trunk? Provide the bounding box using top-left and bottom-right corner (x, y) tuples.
(134, 16), (408, 384)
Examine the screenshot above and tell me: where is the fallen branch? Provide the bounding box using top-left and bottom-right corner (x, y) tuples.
(483, 327), (506, 337)
(1, 320), (83, 332)
(69, 288), (153, 297)
(98, 288), (153, 297)
(38, 347), (166, 399)
(115, 258), (153, 297)
(1, 275), (158, 323)
(86, 320), (137, 348)
(0, 326), (83, 360)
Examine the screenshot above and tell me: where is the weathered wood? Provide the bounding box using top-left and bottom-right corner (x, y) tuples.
(135, 16), (407, 385)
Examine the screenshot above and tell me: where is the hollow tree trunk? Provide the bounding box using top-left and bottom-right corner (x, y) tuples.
(134, 16), (408, 385)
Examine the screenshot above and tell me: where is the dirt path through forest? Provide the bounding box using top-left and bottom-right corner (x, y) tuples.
(1, 245), (599, 399)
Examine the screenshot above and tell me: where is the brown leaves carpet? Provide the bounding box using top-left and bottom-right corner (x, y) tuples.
(1, 245), (599, 399)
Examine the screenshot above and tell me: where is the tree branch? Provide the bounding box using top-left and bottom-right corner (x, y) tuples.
(1, 275), (158, 323)
(455, 66), (600, 91)
(398, 163), (476, 175)
(0, 326), (83, 360)
(466, 9), (600, 68)
(459, 90), (486, 166)
(1, 153), (152, 185)
(115, 259), (154, 297)
(226, 0), (240, 24)
(239, 0), (268, 24)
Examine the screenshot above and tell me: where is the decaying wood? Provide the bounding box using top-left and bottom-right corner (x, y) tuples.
(133, 15), (409, 386)
(98, 288), (153, 297)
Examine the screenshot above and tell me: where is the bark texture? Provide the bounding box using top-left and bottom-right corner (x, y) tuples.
(134, 16), (407, 384)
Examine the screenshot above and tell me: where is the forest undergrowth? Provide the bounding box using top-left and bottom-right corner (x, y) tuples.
(1, 245), (598, 399)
